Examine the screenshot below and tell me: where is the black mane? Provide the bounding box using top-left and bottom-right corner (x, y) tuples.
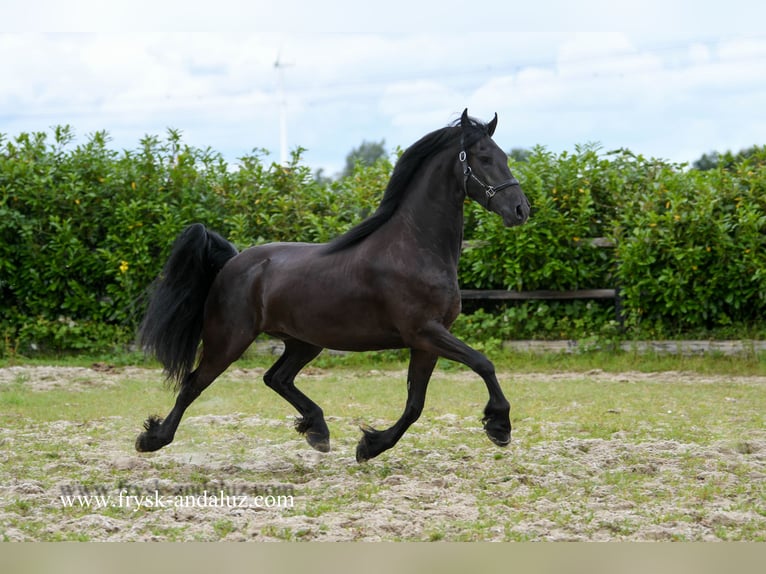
(323, 115), (492, 254)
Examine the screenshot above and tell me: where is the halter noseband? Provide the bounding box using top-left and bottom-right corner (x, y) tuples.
(459, 147), (519, 200)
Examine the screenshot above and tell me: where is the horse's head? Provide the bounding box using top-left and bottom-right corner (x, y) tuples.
(459, 109), (530, 227)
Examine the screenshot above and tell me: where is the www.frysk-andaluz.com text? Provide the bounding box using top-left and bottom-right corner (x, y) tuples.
(58, 480), (295, 511)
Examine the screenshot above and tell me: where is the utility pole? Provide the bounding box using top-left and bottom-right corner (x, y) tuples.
(274, 53), (291, 166)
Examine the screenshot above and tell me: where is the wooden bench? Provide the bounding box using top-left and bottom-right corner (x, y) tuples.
(460, 288), (617, 301)
(459, 288), (624, 325)
(459, 238), (622, 319)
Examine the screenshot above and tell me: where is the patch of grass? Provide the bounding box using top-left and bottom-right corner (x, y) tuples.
(3, 344), (765, 375)
(212, 519), (236, 538)
(10, 499), (33, 516)
(259, 525), (296, 541)
(148, 525), (190, 541)
(1, 362), (765, 541)
(0, 385), (29, 409)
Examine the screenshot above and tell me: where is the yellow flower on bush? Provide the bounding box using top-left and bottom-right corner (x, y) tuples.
(119, 260), (129, 274)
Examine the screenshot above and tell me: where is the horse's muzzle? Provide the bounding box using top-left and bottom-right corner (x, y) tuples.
(500, 190), (531, 227)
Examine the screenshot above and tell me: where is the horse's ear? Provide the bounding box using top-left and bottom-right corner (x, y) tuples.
(460, 108), (469, 128)
(487, 113), (498, 137)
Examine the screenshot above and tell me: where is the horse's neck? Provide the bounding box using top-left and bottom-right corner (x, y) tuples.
(393, 159), (465, 266)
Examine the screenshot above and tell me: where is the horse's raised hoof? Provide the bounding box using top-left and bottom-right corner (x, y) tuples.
(355, 424), (380, 463)
(355, 436), (375, 463)
(486, 430), (511, 447)
(482, 416), (511, 447)
(305, 432), (331, 453)
(135, 415), (166, 452)
(294, 417), (330, 453)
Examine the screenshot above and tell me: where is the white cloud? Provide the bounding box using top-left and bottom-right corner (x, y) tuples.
(1, 27), (764, 173)
(461, 33), (766, 161)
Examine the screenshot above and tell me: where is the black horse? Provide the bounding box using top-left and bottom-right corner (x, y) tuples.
(136, 109), (530, 462)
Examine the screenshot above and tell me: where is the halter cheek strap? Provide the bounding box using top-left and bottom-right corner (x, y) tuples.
(459, 150), (519, 200)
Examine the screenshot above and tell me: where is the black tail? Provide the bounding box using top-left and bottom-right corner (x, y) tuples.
(138, 223), (238, 388)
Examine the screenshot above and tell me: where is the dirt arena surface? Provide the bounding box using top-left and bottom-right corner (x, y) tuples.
(1, 365), (764, 541)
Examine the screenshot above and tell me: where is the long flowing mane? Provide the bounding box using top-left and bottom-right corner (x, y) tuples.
(323, 115), (492, 254)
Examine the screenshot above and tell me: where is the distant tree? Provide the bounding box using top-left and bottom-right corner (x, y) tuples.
(343, 139), (386, 177)
(508, 148), (532, 163)
(693, 146), (759, 171)
(692, 152), (720, 171)
(313, 167), (333, 185)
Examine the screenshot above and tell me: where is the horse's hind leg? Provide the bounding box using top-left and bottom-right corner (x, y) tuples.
(136, 367), (211, 452)
(356, 349), (438, 462)
(136, 328), (255, 453)
(263, 339), (328, 452)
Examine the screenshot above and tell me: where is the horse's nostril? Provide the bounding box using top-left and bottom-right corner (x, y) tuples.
(515, 204), (525, 220)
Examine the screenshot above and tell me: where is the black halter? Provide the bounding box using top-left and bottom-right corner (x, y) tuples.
(459, 147), (519, 200)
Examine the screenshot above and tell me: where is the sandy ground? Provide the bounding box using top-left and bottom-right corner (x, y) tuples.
(1, 365), (764, 541)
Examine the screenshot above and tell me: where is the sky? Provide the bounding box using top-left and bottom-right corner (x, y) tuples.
(2, 1), (765, 176)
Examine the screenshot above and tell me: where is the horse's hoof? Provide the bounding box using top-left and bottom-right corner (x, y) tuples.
(135, 433), (148, 452)
(355, 440), (371, 463)
(135, 432), (160, 452)
(295, 417), (330, 452)
(483, 419), (511, 446)
(355, 424), (380, 462)
(135, 415), (165, 452)
(482, 413), (511, 447)
(305, 432), (331, 453)
(485, 429), (511, 447)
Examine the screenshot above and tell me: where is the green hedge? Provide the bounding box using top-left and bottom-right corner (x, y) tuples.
(1, 127), (764, 355)
(458, 144), (765, 342)
(0, 127), (389, 354)
(613, 151), (766, 334)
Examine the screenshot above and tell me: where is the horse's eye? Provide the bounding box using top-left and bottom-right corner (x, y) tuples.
(479, 156), (493, 166)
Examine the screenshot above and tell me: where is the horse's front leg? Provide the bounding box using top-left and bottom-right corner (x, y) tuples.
(410, 322), (511, 448)
(356, 349), (438, 462)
